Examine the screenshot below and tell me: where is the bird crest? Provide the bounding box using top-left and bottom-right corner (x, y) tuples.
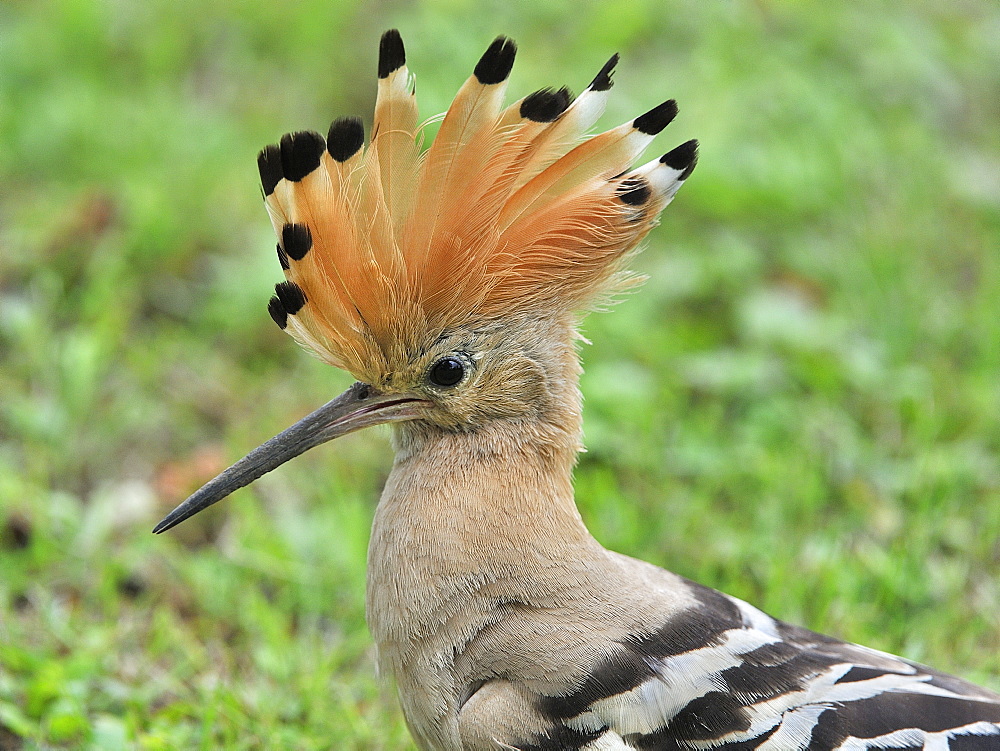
(259, 30), (697, 384)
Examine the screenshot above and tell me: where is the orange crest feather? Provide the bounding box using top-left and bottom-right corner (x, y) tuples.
(259, 30), (697, 382)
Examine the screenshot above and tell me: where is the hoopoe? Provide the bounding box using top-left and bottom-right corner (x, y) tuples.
(155, 31), (1000, 750)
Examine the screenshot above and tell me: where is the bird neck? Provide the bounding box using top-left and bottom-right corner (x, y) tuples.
(367, 325), (603, 681)
(387, 417), (585, 535)
(379, 320), (594, 553)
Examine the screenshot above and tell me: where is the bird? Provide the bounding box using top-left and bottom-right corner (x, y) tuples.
(154, 30), (1000, 750)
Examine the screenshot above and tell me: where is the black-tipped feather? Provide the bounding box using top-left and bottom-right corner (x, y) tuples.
(327, 117), (365, 162)
(474, 36), (517, 85)
(661, 139), (699, 179)
(274, 280), (306, 315)
(588, 54), (619, 92)
(281, 223), (313, 261)
(267, 296), (287, 329)
(378, 29), (405, 79)
(520, 87), (573, 123)
(617, 177), (650, 206)
(257, 144), (283, 196)
(633, 100), (678, 136)
(279, 131), (325, 182)
(276, 243), (289, 271)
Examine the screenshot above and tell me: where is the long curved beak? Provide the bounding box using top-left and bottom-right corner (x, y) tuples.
(153, 382), (427, 534)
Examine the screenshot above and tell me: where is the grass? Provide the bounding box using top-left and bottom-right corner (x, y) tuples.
(1, 0), (999, 747)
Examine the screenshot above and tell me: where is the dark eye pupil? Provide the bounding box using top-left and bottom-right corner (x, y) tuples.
(430, 357), (464, 387)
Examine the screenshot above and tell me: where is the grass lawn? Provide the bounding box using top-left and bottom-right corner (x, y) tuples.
(1, 1), (999, 748)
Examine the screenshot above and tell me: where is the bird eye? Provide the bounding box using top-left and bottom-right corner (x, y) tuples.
(428, 357), (465, 387)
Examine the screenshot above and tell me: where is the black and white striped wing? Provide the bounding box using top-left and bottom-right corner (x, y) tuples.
(529, 583), (1000, 750)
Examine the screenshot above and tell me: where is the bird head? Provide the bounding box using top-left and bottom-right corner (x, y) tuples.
(154, 30), (696, 533)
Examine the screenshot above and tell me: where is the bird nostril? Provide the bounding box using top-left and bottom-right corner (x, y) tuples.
(356, 383), (386, 401)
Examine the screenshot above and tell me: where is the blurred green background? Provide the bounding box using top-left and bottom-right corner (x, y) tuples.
(2, 0), (999, 748)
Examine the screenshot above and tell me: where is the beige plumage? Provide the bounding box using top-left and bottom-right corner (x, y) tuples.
(156, 30), (1000, 750)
